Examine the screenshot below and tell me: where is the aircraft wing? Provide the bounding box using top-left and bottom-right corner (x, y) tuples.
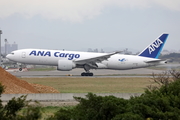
(75, 51), (120, 65)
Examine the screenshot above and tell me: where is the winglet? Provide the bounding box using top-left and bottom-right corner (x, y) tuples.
(138, 33), (169, 58)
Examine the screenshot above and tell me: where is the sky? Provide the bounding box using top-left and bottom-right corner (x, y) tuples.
(0, 0), (180, 53)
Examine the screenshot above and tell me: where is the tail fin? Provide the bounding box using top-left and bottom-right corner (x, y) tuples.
(138, 33), (169, 58)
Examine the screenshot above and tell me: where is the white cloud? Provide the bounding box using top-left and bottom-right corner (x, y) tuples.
(0, 0), (180, 22)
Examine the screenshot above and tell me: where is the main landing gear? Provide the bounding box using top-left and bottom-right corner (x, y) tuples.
(81, 72), (93, 76)
(81, 64), (94, 76)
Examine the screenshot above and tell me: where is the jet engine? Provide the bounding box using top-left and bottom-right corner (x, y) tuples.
(57, 60), (76, 71)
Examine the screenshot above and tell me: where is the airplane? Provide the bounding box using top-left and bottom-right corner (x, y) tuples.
(6, 33), (169, 76)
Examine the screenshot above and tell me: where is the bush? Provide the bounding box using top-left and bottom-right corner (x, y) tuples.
(0, 83), (42, 120)
(73, 93), (128, 120)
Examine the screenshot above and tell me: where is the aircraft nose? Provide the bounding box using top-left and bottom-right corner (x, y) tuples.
(6, 54), (12, 60)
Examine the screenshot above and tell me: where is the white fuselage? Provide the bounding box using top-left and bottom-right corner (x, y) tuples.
(6, 49), (165, 70)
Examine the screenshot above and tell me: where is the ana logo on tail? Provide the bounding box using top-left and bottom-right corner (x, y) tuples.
(138, 33), (169, 58)
(148, 38), (163, 54)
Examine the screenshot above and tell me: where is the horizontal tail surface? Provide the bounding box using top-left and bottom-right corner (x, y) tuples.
(138, 33), (169, 58)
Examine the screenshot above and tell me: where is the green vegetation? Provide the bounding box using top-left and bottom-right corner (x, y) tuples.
(47, 70), (180, 120)
(0, 83), (42, 120)
(1, 70), (180, 119)
(20, 106), (60, 120)
(22, 77), (151, 93)
(41, 106), (60, 116)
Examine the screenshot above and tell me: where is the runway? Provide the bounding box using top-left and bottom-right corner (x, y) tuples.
(9, 68), (167, 78)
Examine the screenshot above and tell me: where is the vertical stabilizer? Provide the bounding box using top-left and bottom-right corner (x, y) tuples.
(138, 33), (169, 58)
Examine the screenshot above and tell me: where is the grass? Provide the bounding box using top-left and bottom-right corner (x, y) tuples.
(41, 106), (61, 119)
(22, 77), (152, 93)
(19, 106), (63, 120)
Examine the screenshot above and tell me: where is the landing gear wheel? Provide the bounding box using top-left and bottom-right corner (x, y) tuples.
(81, 72), (86, 76)
(81, 72), (94, 76)
(89, 73), (93, 76)
(19, 68), (22, 71)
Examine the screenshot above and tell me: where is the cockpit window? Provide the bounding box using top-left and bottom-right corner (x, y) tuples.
(11, 52), (14, 55)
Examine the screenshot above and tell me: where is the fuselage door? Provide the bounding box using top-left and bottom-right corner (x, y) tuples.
(22, 52), (26, 58)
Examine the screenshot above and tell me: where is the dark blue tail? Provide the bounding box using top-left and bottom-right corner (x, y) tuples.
(138, 33), (169, 58)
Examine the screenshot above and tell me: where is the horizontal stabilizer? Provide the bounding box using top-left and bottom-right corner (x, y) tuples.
(144, 59), (163, 63)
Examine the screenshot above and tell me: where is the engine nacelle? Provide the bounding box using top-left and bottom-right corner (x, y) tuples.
(57, 60), (76, 71)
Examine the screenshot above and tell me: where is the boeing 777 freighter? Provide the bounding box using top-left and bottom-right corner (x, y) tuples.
(6, 33), (169, 76)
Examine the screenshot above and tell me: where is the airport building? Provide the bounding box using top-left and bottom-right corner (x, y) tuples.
(1, 42), (18, 55)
